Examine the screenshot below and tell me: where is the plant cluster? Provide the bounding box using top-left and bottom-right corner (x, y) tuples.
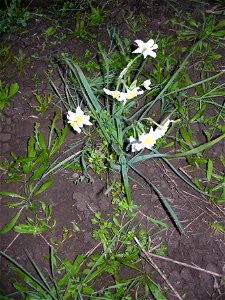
(0, 0), (30, 33)
(0, 80), (19, 111)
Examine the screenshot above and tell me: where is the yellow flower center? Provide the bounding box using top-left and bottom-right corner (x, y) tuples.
(75, 116), (83, 124)
(111, 92), (120, 99)
(127, 91), (136, 100)
(143, 136), (154, 146)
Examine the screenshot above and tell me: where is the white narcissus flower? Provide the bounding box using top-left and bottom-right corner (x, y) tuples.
(67, 107), (92, 134)
(126, 87), (144, 100)
(132, 39), (158, 59)
(129, 136), (143, 152)
(138, 127), (158, 150)
(118, 92), (128, 103)
(155, 119), (174, 138)
(129, 119), (174, 152)
(143, 79), (151, 90)
(103, 88), (121, 99)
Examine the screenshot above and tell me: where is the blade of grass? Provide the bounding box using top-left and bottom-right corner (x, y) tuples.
(129, 165), (185, 234)
(0, 251), (57, 300)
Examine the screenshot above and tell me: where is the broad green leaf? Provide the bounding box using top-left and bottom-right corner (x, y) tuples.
(180, 127), (193, 148)
(13, 282), (28, 292)
(8, 83), (19, 97)
(22, 163), (33, 174)
(34, 179), (53, 195)
(0, 208), (23, 234)
(37, 132), (46, 151)
(190, 102), (206, 122)
(13, 224), (46, 234)
(207, 159), (213, 182)
(17, 157), (36, 163)
(29, 163), (48, 181)
(0, 192), (26, 199)
(147, 278), (167, 300)
(28, 137), (36, 158)
(213, 30), (225, 37)
(57, 254), (84, 287)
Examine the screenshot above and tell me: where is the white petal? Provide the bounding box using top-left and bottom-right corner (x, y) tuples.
(103, 88), (111, 95)
(134, 39), (144, 47)
(76, 106), (84, 115)
(146, 39), (154, 47)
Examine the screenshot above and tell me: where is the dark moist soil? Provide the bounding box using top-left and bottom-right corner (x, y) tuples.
(1, 0), (225, 299)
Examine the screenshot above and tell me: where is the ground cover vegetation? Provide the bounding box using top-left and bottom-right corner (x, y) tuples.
(0, 0), (225, 299)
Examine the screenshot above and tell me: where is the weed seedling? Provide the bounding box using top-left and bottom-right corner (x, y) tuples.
(0, 80), (19, 111)
(30, 91), (53, 114)
(13, 49), (31, 74)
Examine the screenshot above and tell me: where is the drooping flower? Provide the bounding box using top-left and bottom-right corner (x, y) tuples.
(132, 39), (158, 59)
(155, 119), (174, 138)
(129, 136), (143, 152)
(138, 127), (159, 150)
(126, 87), (144, 100)
(128, 119), (174, 152)
(67, 107), (92, 133)
(117, 92), (128, 103)
(103, 88), (121, 99)
(143, 79), (151, 90)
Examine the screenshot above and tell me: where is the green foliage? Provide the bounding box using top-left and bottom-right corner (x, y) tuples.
(54, 25), (225, 234)
(0, 0), (30, 33)
(0, 45), (12, 70)
(0, 112), (68, 233)
(13, 49), (31, 74)
(1, 215), (168, 299)
(30, 91), (53, 114)
(170, 13), (225, 48)
(0, 80), (19, 110)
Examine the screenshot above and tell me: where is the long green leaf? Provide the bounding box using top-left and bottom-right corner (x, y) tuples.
(130, 132), (225, 164)
(130, 165), (185, 234)
(34, 179), (53, 196)
(0, 191), (26, 199)
(147, 277), (167, 300)
(120, 154), (132, 206)
(0, 208), (23, 234)
(0, 251), (57, 300)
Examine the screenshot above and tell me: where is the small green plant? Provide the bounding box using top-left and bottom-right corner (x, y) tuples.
(0, 80), (19, 111)
(0, 0), (30, 33)
(125, 11), (141, 34)
(42, 21), (60, 50)
(86, 0), (105, 26)
(13, 49), (31, 74)
(29, 91), (53, 114)
(0, 112), (68, 234)
(0, 214), (169, 299)
(210, 220), (225, 235)
(0, 45), (12, 70)
(68, 10), (96, 41)
(170, 13), (225, 48)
